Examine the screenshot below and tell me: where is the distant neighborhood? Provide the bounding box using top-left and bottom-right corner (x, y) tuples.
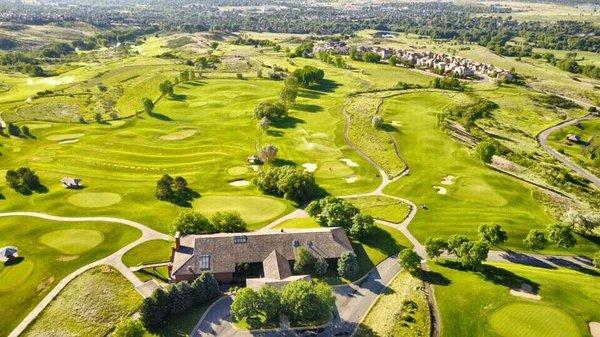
(314, 41), (514, 80)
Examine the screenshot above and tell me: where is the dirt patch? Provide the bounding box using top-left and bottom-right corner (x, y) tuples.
(509, 283), (541, 300)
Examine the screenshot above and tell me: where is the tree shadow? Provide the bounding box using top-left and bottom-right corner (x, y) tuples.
(294, 103), (323, 113)
(137, 268), (169, 282)
(498, 250), (556, 269)
(354, 322), (382, 337)
(4, 256), (24, 266)
(270, 158), (297, 167)
(380, 123), (398, 132)
(271, 116), (305, 129)
(169, 188), (201, 208)
(265, 129), (284, 137)
(415, 269), (451, 286)
(440, 260), (541, 292)
(168, 94), (188, 102)
(186, 81), (205, 87)
(32, 183), (49, 194)
(312, 79), (340, 93)
(149, 111), (173, 121)
(545, 256), (600, 276)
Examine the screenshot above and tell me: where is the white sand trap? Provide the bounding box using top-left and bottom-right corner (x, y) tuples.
(340, 158), (360, 167)
(433, 186), (447, 194)
(250, 165), (261, 172)
(346, 175), (358, 183)
(510, 283), (541, 300)
(391, 120), (403, 126)
(589, 322), (600, 337)
(302, 163), (318, 173)
(441, 175), (456, 185)
(59, 139), (79, 144)
(229, 179), (251, 187)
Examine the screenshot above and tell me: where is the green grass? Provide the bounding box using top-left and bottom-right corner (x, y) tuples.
(347, 195), (411, 223)
(23, 266), (142, 337)
(145, 301), (213, 337)
(380, 91), (598, 255)
(355, 271), (430, 337)
(429, 261), (600, 337)
(0, 216), (140, 336)
(122, 239), (173, 267)
(38, 229), (105, 255)
(488, 302), (580, 337)
(67, 192), (123, 208)
(548, 119), (600, 176)
(274, 217), (412, 282)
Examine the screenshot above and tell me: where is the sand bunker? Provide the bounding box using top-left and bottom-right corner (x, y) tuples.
(59, 139), (79, 144)
(433, 186), (447, 195)
(229, 179), (251, 187)
(250, 165), (261, 172)
(441, 175), (456, 185)
(391, 120), (403, 126)
(302, 163), (318, 173)
(510, 283), (541, 300)
(346, 175), (358, 183)
(47, 133), (84, 141)
(590, 322), (600, 337)
(160, 129), (197, 141)
(340, 158), (360, 167)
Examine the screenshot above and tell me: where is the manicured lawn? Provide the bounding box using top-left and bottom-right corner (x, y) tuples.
(429, 261), (600, 337)
(355, 271), (430, 337)
(145, 302), (213, 337)
(347, 195), (411, 223)
(23, 266), (142, 337)
(381, 91), (598, 255)
(0, 216), (140, 336)
(122, 239), (173, 267)
(274, 217), (412, 282)
(548, 119), (600, 176)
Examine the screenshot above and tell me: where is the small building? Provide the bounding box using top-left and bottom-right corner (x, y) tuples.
(169, 228), (353, 288)
(0, 246), (18, 261)
(61, 177), (82, 189)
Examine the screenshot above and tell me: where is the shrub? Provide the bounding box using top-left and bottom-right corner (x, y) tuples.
(293, 246), (315, 274)
(112, 318), (145, 337)
(337, 251), (359, 279)
(399, 250), (421, 274)
(170, 211), (213, 235)
(314, 258), (329, 276)
(253, 101), (287, 120)
(210, 212), (247, 233)
(280, 280), (335, 325)
(306, 196), (359, 229)
(253, 165), (319, 204)
(349, 213), (375, 239)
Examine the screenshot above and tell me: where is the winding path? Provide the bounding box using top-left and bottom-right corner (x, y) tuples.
(0, 212), (171, 337)
(537, 112), (600, 189)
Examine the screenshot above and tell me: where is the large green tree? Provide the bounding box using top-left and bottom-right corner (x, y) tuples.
(548, 224), (577, 250)
(399, 249), (421, 274)
(337, 251), (359, 279)
(170, 211), (213, 235)
(523, 229), (548, 251)
(280, 280), (335, 325)
(478, 224), (508, 246)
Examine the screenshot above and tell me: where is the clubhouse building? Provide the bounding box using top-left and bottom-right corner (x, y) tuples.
(169, 227), (353, 288)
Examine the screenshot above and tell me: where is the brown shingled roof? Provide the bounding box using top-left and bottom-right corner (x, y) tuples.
(171, 227), (352, 278)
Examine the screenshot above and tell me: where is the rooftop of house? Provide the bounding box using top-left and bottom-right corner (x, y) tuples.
(171, 227), (353, 278)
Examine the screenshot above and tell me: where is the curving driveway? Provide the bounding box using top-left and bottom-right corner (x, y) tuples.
(0, 212), (171, 337)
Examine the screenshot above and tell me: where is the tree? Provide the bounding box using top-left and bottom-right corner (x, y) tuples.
(253, 101), (288, 120)
(362, 52), (381, 63)
(564, 208), (600, 235)
(306, 197), (360, 229)
(5, 167), (40, 194)
(155, 174), (175, 201)
(197, 272), (220, 300)
(475, 140), (496, 164)
(291, 65), (324, 87)
(399, 249), (421, 274)
(446, 234), (469, 255)
(280, 280), (335, 325)
(191, 276), (208, 304)
(523, 229), (548, 251)
(349, 213), (374, 239)
(8, 123), (21, 137)
(140, 289), (167, 330)
(371, 115), (383, 129)
(548, 224), (577, 250)
(456, 241), (489, 270)
(210, 41), (219, 50)
(142, 97), (154, 114)
(113, 318), (146, 337)
(210, 212), (247, 232)
(170, 211), (212, 235)
(337, 251), (359, 279)
(478, 224), (508, 246)
(424, 237), (448, 259)
(594, 251), (600, 269)
(258, 116), (271, 132)
(231, 288), (261, 328)
(294, 246), (315, 274)
(279, 85), (298, 106)
(21, 125), (30, 137)
(259, 144), (278, 162)
(257, 286), (281, 324)
(253, 165), (319, 204)
(159, 80), (174, 96)
(389, 55), (398, 66)
(314, 257), (329, 276)
(167, 284), (186, 314)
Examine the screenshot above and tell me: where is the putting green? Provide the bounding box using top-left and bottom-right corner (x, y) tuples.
(193, 195), (288, 224)
(315, 160), (355, 179)
(227, 166), (249, 176)
(68, 192), (122, 208)
(488, 302), (580, 337)
(0, 260), (34, 292)
(39, 229), (105, 255)
(46, 133), (85, 141)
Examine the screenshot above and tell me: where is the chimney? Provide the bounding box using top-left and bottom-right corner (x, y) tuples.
(175, 231), (181, 250)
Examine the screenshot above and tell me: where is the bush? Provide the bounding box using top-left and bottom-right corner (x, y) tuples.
(399, 250), (421, 274)
(291, 65), (324, 87)
(170, 211), (213, 235)
(5, 167), (41, 194)
(293, 246), (315, 274)
(253, 101), (287, 120)
(475, 140), (496, 164)
(349, 213), (375, 239)
(112, 318), (145, 337)
(594, 251), (600, 269)
(337, 251), (359, 279)
(210, 211), (247, 233)
(314, 258), (329, 276)
(306, 196), (359, 229)
(280, 280), (335, 325)
(371, 115), (383, 129)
